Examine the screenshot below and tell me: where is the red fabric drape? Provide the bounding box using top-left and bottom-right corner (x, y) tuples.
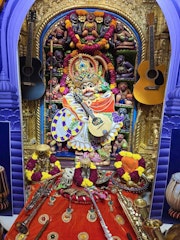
(5, 183), (138, 240)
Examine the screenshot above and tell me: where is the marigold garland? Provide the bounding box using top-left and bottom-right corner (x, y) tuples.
(65, 11), (117, 53)
(114, 151), (145, 183)
(73, 161), (98, 187)
(25, 151), (61, 182)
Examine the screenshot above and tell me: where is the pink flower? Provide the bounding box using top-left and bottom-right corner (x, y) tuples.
(49, 166), (60, 175)
(26, 158), (37, 170)
(31, 172), (42, 181)
(129, 171), (140, 183)
(89, 169), (98, 183)
(49, 155), (57, 163)
(117, 168), (125, 177)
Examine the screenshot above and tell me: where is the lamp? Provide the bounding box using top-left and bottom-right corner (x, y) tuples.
(0, 165), (9, 210)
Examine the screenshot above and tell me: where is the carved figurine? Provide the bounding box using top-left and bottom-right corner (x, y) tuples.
(116, 82), (132, 105)
(82, 12), (98, 38)
(113, 21), (136, 49)
(46, 18), (67, 47)
(46, 50), (64, 74)
(99, 14), (112, 38)
(118, 108), (130, 130)
(112, 133), (128, 155)
(116, 55), (134, 79)
(70, 12), (82, 35)
(51, 53), (123, 164)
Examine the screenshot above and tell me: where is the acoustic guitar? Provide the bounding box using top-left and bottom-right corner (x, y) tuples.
(74, 93), (112, 137)
(20, 10), (45, 100)
(133, 12), (166, 105)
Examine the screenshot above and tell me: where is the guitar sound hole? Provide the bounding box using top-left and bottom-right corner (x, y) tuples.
(22, 66), (33, 77)
(92, 117), (103, 126)
(147, 69), (157, 79)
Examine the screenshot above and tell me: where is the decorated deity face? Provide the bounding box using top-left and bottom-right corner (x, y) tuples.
(95, 16), (103, 24)
(81, 157), (91, 168)
(70, 13), (78, 23)
(117, 134), (124, 141)
(118, 82), (128, 91)
(78, 15), (86, 22)
(116, 22), (124, 32)
(86, 13), (95, 23)
(104, 15), (112, 26)
(80, 81), (97, 98)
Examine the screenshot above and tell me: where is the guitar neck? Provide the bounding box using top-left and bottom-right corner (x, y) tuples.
(81, 102), (96, 119)
(26, 22), (34, 67)
(149, 25), (155, 70)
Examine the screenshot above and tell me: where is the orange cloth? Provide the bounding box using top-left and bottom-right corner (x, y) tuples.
(5, 183), (138, 240)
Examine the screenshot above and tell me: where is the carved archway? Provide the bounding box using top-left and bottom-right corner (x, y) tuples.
(0, 0), (179, 221)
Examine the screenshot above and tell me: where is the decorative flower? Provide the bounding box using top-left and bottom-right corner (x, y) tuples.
(65, 11), (116, 53)
(114, 151), (145, 183)
(73, 161), (98, 187)
(25, 151), (61, 182)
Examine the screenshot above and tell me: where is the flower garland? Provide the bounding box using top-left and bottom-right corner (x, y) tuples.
(59, 49), (79, 94)
(114, 151), (145, 183)
(94, 50), (118, 94)
(73, 161), (98, 187)
(65, 11), (117, 53)
(59, 50), (118, 94)
(25, 151), (61, 182)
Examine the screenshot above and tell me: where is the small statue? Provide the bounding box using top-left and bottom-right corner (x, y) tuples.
(112, 133), (128, 155)
(46, 18), (67, 47)
(116, 55), (134, 79)
(99, 14), (112, 38)
(118, 108), (130, 130)
(46, 77), (62, 100)
(46, 49), (64, 74)
(70, 12), (82, 35)
(113, 21), (136, 49)
(82, 12), (98, 38)
(116, 82), (132, 105)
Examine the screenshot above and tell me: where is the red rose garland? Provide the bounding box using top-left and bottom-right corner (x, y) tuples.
(73, 161), (98, 187)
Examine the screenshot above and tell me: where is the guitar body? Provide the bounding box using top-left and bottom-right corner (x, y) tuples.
(88, 113), (111, 137)
(133, 60), (166, 105)
(20, 56), (45, 100)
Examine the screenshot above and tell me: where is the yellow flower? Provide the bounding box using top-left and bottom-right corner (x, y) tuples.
(111, 19), (117, 27)
(126, 152), (133, 157)
(65, 19), (72, 28)
(60, 87), (65, 93)
(110, 83), (116, 89)
(119, 151), (127, 157)
(90, 162), (96, 169)
(32, 152), (38, 160)
(55, 160), (61, 170)
(71, 50), (79, 57)
(99, 38), (107, 46)
(81, 178), (93, 187)
(132, 154), (141, 160)
(114, 161), (122, 168)
(63, 67), (68, 74)
(137, 166), (145, 176)
(122, 172), (131, 182)
(75, 161), (81, 169)
(41, 172), (52, 181)
(107, 63), (114, 70)
(25, 169), (33, 181)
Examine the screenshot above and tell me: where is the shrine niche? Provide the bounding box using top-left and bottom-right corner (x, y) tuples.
(21, 8), (139, 166)
(2, 1), (170, 239)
